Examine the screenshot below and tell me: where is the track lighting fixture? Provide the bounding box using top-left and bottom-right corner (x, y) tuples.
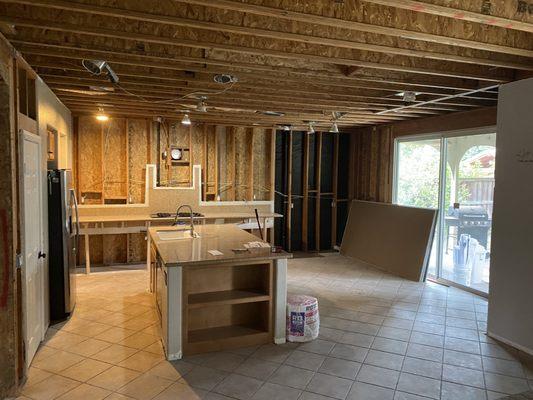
(82, 59), (119, 83)
(197, 98), (208, 113)
(181, 114), (192, 125)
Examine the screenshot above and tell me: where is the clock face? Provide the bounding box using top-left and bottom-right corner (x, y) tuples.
(170, 148), (182, 160)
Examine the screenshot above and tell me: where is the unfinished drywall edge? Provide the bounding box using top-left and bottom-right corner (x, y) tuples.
(78, 164), (274, 213)
(487, 77), (533, 356)
(486, 331), (533, 358)
(340, 200), (437, 282)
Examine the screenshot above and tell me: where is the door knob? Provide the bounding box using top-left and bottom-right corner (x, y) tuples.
(38, 251), (46, 259)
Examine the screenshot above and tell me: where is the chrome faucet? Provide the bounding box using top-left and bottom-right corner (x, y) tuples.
(174, 204), (196, 237)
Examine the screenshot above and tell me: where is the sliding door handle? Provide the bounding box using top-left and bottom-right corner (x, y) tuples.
(38, 251), (47, 259)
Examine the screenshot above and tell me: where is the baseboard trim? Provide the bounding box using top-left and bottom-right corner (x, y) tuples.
(486, 331), (533, 357)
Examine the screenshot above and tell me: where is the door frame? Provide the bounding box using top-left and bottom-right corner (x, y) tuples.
(392, 126), (496, 297)
(18, 129), (46, 366)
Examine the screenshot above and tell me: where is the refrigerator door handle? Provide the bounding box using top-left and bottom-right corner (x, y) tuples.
(70, 189), (80, 257)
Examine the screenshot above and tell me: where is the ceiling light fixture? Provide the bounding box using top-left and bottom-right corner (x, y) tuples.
(197, 97), (208, 112)
(181, 114), (191, 125)
(82, 59), (120, 83)
(307, 122), (316, 134)
(95, 107), (109, 122)
(213, 74), (238, 84)
(329, 122), (339, 133)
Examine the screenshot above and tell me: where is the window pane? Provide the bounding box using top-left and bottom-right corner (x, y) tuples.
(441, 133), (496, 293)
(396, 139), (441, 277)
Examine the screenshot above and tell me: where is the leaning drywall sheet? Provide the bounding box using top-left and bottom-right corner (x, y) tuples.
(340, 200), (437, 281)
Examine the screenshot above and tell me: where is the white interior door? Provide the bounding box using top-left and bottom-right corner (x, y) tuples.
(19, 130), (45, 366)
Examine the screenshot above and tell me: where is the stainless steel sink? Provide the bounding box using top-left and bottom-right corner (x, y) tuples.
(157, 229), (201, 241)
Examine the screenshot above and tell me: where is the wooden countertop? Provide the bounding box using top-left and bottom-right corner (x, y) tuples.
(149, 225), (291, 267)
(78, 212), (282, 224)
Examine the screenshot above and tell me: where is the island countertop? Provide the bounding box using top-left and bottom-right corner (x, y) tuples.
(149, 224), (291, 267)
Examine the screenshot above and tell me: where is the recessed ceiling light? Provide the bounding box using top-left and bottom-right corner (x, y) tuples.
(213, 74), (238, 84)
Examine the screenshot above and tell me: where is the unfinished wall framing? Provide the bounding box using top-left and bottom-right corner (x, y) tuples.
(73, 116), (275, 266)
(274, 130), (350, 252)
(348, 107), (498, 204)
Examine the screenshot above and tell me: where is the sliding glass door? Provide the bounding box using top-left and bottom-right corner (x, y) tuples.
(394, 131), (496, 295)
(394, 138), (441, 277)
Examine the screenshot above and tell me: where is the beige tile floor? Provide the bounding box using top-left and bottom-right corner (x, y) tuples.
(17, 253), (533, 400)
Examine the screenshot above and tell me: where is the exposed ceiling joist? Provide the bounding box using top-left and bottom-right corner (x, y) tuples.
(13, 40), (496, 93)
(5, 0), (532, 70)
(177, 0), (533, 58)
(0, 15), (510, 82)
(362, 0), (533, 34)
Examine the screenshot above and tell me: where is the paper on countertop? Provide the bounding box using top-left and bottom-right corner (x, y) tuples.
(243, 241), (271, 249)
(208, 249), (224, 256)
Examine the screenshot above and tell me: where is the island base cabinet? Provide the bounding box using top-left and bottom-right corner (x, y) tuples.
(183, 260), (274, 356)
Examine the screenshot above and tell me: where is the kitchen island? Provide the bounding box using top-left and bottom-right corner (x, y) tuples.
(149, 224), (291, 360)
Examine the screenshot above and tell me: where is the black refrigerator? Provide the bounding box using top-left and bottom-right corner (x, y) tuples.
(48, 169), (79, 321)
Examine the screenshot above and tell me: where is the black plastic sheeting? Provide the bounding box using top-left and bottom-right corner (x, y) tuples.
(274, 131), (350, 251)
(274, 131), (288, 248)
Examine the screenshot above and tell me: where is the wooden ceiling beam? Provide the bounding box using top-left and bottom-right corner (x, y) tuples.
(55, 91), (452, 118)
(5, 0), (532, 70)
(12, 39), (495, 93)
(64, 107), (381, 128)
(27, 57), (490, 109)
(176, 0), (533, 58)
(0, 15), (511, 82)
(361, 0), (533, 34)
(60, 100), (403, 122)
(45, 79), (490, 109)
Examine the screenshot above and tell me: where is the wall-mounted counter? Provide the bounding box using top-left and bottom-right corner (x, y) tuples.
(76, 164), (282, 272)
(78, 211), (281, 274)
(148, 224), (291, 359)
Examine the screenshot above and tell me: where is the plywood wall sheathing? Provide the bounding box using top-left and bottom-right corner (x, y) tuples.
(127, 233), (146, 263)
(102, 118), (127, 201)
(127, 118), (149, 203)
(234, 126), (249, 201)
(167, 121), (191, 187)
(77, 116), (103, 204)
(102, 233), (127, 265)
(253, 128), (271, 201)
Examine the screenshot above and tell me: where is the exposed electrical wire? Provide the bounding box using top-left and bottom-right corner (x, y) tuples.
(112, 80), (237, 106)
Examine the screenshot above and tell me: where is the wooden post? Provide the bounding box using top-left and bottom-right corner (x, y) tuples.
(286, 131), (293, 252)
(269, 128), (276, 201)
(331, 133), (340, 248)
(188, 124), (193, 184)
(214, 126), (218, 198)
(315, 132), (322, 251)
(247, 128), (254, 201)
(202, 124), (207, 200)
(230, 127), (236, 201)
(302, 132), (310, 251)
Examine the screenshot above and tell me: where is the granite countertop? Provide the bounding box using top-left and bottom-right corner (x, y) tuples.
(149, 224), (291, 267)
(78, 212), (282, 223)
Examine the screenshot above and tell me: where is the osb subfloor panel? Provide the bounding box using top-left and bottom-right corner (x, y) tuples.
(18, 254), (533, 400)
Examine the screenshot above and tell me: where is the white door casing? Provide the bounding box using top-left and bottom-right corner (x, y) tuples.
(19, 129), (46, 366)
